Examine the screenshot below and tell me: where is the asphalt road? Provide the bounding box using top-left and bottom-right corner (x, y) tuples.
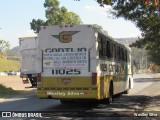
(0, 73), (160, 120)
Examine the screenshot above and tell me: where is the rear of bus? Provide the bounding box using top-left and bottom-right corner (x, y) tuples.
(37, 25), (99, 100)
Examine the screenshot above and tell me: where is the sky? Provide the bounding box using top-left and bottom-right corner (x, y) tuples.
(0, 0), (141, 48)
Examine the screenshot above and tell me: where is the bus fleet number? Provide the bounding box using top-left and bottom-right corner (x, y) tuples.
(52, 69), (81, 75)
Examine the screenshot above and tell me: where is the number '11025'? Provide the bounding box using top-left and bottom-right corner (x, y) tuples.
(52, 69), (81, 75)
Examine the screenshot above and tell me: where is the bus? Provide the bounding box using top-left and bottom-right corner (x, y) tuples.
(37, 24), (133, 103)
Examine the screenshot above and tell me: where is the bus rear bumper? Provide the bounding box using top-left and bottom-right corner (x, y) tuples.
(37, 89), (99, 99)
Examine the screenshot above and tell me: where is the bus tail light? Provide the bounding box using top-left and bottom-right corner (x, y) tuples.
(92, 73), (97, 85)
(37, 73), (41, 83)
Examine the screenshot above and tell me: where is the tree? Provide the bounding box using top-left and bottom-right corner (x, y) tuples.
(97, 0), (160, 64)
(131, 47), (149, 70)
(0, 40), (10, 58)
(30, 19), (46, 34)
(93, 24), (108, 35)
(30, 0), (82, 34)
(93, 24), (103, 31)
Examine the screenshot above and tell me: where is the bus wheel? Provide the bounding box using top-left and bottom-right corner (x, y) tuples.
(60, 99), (74, 104)
(124, 89), (129, 94)
(107, 82), (113, 104)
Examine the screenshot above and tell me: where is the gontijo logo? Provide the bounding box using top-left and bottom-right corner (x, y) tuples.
(52, 31), (79, 43)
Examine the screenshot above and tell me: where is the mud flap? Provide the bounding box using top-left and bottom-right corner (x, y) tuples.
(22, 78), (29, 84)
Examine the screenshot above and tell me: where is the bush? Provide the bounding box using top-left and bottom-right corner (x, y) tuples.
(149, 64), (160, 73)
(0, 84), (17, 98)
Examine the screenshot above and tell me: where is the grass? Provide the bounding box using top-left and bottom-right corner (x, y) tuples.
(0, 56), (20, 72)
(0, 84), (17, 98)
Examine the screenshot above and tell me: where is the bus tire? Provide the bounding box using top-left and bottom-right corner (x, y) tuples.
(107, 82), (113, 104)
(60, 99), (74, 104)
(124, 89), (129, 94)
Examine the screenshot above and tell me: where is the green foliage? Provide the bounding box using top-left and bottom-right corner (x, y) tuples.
(0, 84), (17, 98)
(93, 24), (108, 35)
(0, 40), (10, 58)
(149, 64), (160, 73)
(132, 47), (148, 70)
(30, 19), (46, 34)
(93, 24), (103, 31)
(97, 0), (160, 65)
(97, 0), (112, 6)
(30, 0), (83, 33)
(147, 48), (160, 65)
(0, 57), (20, 72)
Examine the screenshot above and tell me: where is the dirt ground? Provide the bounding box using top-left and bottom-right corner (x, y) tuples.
(0, 76), (36, 95)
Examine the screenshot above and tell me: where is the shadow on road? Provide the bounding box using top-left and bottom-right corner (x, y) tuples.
(0, 93), (159, 118)
(41, 94), (153, 117)
(134, 78), (160, 83)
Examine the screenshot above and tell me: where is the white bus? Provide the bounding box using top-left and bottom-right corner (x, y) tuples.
(37, 24), (133, 103)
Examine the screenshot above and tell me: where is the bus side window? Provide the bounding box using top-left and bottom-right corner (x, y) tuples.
(128, 51), (130, 63)
(120, 48), (123, 61)
(113, 43), (116, 60)
(98, 37), (103, 57)
(126, 50), (128, 62)
(122, 48), (124, 61)
(118, 46), (121, 61)
(102, 38), (106, 57)
(106, 40), (110, 58)
(116, 45), (119, 60)
(124, 49), (126, 61)
(125, 49), (127, 62)
(98, 37), (106, 57)
(110, 42), (113, 59)
(123, 49), (126, 61)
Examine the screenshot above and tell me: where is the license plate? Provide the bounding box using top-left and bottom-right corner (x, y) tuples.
(61, 79), (71, 83)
